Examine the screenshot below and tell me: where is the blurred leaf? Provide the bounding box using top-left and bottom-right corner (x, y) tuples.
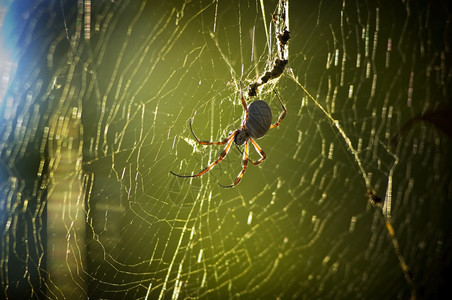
(391, 103), (452, 145)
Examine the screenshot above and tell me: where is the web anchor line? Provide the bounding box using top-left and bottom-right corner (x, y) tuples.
(288, 69), (417, 299)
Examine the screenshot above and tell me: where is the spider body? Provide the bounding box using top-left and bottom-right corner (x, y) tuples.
(235, 100), (273, 145)
(170, 85), (286, 188)
(246, 100), (273, 138)
(233, 129), (249, 146)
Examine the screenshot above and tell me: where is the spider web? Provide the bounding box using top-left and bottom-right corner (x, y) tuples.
(1, 0), (452, 299)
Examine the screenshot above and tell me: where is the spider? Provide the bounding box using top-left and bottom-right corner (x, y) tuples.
(170, 84), (287, 188)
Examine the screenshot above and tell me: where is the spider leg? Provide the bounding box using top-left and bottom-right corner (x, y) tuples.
(248, 138), (267, 166)
(219, 139), (249, 188)
(233, 139), (266, 166)
(189, 118), (231, 145)
(234, 144), (256, 165)
(239, 81), (249, 128)
(170, 131), (237, 178)
(269, 89), (287, 129)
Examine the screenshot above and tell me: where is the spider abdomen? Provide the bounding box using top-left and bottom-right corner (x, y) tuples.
(246, 100), (273, 138)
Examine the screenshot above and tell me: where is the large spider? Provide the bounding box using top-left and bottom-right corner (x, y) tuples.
(170, 84), (287, 188)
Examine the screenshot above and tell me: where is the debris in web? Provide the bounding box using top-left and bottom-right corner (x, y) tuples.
(248, 0), (290, 97)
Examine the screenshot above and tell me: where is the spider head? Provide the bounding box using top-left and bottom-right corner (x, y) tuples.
(234, 129), (249, 146)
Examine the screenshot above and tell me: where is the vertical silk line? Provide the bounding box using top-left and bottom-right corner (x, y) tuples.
(84, 0), (91, 40)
